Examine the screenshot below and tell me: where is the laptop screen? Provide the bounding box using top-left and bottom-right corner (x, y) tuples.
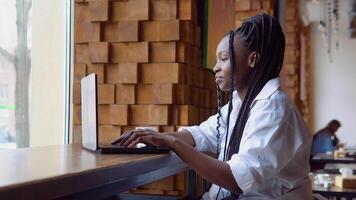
(81, 73), (98, 151)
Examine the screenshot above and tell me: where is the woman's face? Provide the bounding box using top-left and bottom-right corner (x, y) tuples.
(213, 36), (231, 91)
(213, 35), (253, 92)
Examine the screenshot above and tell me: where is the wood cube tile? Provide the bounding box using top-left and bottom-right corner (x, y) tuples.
(176, 84), (190, 105)
(150, 0), (177, 20)
(141, 63), (184, 84)
(74, 63), (87, 83)
(177, 105), (199, 125)
(75, 22), (101, 44)
(180, 20), (194, 45)
(111, 0), (149, 21)
(149, 41), (190, 64)
(116, 84), (136, 104)
(73, 105), (82, 125)
(189, 67), (199, 87)
(262, 0), (273, 9)
(104, 21), (139, 42)
(106, 63), (138, 84)
(210, 89), (217, 108)
(73, 83), (81, 104)
(150, 42), (176, 63)
(97, 84), (115, 104)
(72, 125), (82, 144)
(178, 0), (194, 21)
(141, 20), (180, 41)
(136, 84), (175, 104)
(89, 0), (109, 22)
(98, 105), (128, 125)
(286, 7), (297, 21)
(87, 64), (104, 83)
(111, 42), (149, 63)
(98, 125), (122, 144)
(75, 44), (90, 64)
(199, 107), (206, 122)
(251, 0), (262, 10)
(191, 87), (200, 106)
(192, 46), (202, 67)
(204, 89), (211, 108)
(177, 42), (191, 64)
(130, 105), (170, 125)
(142, 176), (175, 190)
(235, 0), (251, 11)
(89, 42), (109, 63)
(136, 84), (154, 104)
(75, 3), (90, 24)
(204, 68), (215, 90)
(194, 26), (201, 47)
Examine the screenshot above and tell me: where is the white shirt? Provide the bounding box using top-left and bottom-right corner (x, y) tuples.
(180, 78), (313, 200)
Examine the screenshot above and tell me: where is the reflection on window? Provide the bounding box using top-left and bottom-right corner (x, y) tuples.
(0, 0), (32, 148)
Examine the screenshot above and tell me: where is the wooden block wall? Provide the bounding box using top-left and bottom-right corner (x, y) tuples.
(279, 0), (311, 127)
(73, 0), (215, 198)
(234, 0), (274, 27)
(280, 0), (300, 103)
(299, 26), (312, 127)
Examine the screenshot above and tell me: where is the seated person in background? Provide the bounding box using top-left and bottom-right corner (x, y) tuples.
(311, 119), (342, 157)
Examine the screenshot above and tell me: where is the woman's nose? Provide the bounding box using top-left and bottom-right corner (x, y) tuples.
(213, 62), (220, 74)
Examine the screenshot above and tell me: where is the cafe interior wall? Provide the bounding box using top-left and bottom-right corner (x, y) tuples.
(308, 0), (356, 146)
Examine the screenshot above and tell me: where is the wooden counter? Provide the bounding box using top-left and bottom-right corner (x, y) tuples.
(0, 144), (187, 200)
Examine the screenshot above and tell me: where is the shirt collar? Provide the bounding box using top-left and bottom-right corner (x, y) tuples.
(254, 77), (281, 101)
(232, 77), (281, 103)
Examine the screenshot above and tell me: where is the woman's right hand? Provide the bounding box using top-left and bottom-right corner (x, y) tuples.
(111, 128), (176, 148)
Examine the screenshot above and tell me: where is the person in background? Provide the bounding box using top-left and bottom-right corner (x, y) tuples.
(311, 119), (342, 157)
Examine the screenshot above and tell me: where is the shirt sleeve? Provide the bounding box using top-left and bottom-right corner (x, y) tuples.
(226, 99), (310, 193)
(178, 103), (230, 153)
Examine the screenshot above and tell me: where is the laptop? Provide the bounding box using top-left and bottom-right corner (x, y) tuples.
(80, 73), (171, 154)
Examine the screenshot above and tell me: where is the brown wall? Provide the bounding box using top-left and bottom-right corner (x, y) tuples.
(72, 0), (215, 197)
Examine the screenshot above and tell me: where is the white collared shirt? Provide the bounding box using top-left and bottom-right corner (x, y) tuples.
(180, 78), (313, 200)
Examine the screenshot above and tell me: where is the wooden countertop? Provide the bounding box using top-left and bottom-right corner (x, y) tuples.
(0, 144), (187, 199)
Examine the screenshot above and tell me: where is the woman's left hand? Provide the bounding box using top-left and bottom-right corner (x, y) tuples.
(111, 129), (176, 148)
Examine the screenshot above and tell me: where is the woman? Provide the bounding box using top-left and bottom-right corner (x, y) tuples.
(112, 13), (313, 199)
(311, 119), (342, 157)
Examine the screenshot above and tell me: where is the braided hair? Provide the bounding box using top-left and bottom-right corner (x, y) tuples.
(226, 13), (285, 161)
(214, 13), (285, 199)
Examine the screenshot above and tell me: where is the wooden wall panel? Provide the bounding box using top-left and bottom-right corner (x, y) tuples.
(89, 0), (109, 22)
(104, 21), (140, 42)
(74, 0), (215, 198)
(106, 63), (138, 84)
(111, 42), (149, 63)
(111, 0), (149, 21)
(150, 0), (177, 20)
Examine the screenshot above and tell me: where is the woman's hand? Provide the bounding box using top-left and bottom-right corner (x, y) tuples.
(111, 129), (176, 148)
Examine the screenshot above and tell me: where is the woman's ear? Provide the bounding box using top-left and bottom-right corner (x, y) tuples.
(248, 51), (258, 68)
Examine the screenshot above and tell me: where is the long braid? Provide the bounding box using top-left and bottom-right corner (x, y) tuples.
(215, 84), (223, 155)
(223, 14), (285, 199)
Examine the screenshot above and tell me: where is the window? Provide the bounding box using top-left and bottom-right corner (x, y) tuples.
(0, 0), (70, 148)
(0, 0), (32, 148)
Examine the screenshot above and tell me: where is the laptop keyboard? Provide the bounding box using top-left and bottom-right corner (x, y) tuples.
(100, 144), (171, 154)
